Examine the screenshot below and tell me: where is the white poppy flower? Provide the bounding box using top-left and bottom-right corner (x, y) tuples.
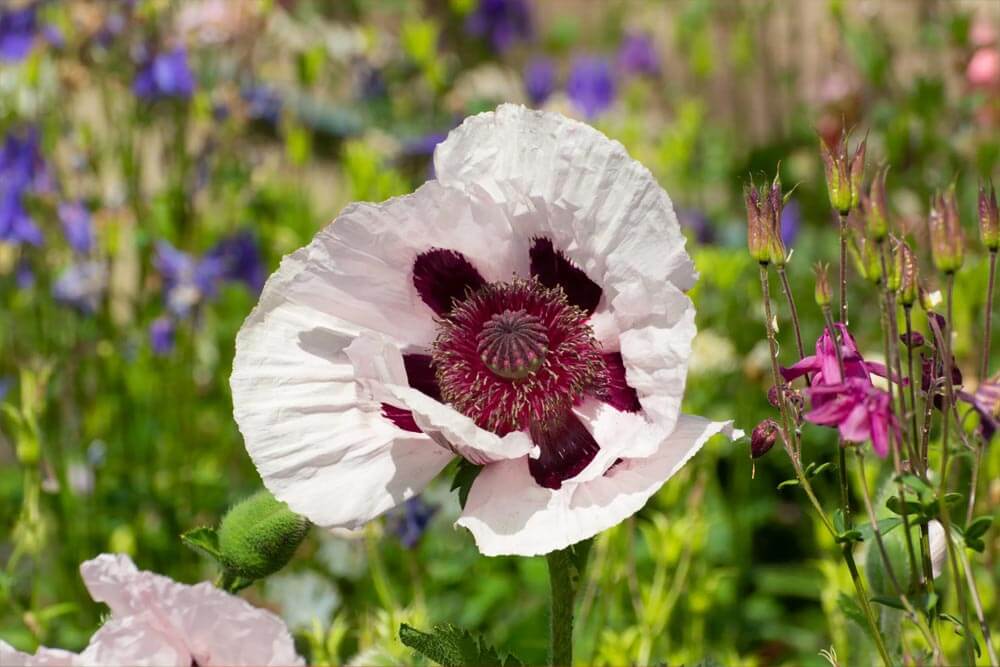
(231, 104), (738, 557)
(0, 554), (303, 667)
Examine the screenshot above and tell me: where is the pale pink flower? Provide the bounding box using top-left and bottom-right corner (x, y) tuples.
(230, 104), (737, 557)
(967, 47), (1000, 89)
(0, 554), (303, 667)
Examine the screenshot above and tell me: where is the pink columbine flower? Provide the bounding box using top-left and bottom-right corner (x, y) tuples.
(781, 323), (896, 457)
(0, 554), (303, 667)
(230, 104), (737, 557)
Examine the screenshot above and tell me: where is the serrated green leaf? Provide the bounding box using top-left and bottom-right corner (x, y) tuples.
(450, 460), (483, 509)
(870, 595), (905, 610)
(965, 516), (992, 540)
(399, 623), (523, 667)
(777, 478), (800, 490)
(181, 527), (222, 561)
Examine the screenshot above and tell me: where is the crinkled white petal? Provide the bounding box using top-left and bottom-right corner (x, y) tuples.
(80, 554), (304, 667)
(232, 275), (454, 529)
(456, 415), (738, 556)
(434, 104), (697, 434)
(77, 617), (188, 667)
(0, 641), (76, 667)
(566, 398), (669, 485)
(346, 332), (535, 464)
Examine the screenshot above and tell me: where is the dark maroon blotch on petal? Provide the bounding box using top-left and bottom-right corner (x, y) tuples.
(412, 248), (486, 316)
(403, 353), (442, 401)
(529, 237), (602, 314)
(528, 412), (600, 490)
(601, 352), (642, 412)
(381, 403), (421, 432)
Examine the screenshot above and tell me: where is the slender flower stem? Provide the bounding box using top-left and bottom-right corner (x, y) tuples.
(547, 548), (578, 666)
(778, 266), (807, 363)
(955, 540), (1000, 667)
(903, 307), (922, 473)
(839, 212), (849, 324)
(937, 274), (977, 666)
(968, 251), (997, 525)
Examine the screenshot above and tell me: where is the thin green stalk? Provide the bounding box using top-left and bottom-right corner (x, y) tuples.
(547, 548), (578, 666)
(839, 212), (849, 324)
(955, 540), (1000, 667)
(968, 251), (997, 524)
(903, 307), (922, 473)
(777, 265), (807, 363)
(937, 274), (977, 666)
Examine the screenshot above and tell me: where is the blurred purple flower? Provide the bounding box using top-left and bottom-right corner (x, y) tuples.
(150, 316), (176, 356)
(677, 207), (715, 244)
(52, 260), (107, 313)
(0, 4), (38, 62)
(59, 201), (94, 254)
(524, 57), (555, 106)
(94, 11), (127, 48)
(0, 127), (51, 246)
(155, 240), (224, 317)
(958, 381), (1000, 440)
(207, 231), (265, 293)
(617, 33), (659, 77)
(781, 198), (801, 248)
(465, 0), (532, 53)
(133, 47), (195, 101)
(15, 259), (34, 289)
(567, 56), (615, 119)
(242, 85), (282, 125)
(0, 376), (11, 403)
(390, 496), (436, 549)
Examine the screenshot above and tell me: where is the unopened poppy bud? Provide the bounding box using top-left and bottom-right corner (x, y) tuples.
(929, 187), (964, 274)
(813, 262), (832, 307)
(865, 166), (890, 241)
(980, 180), (999, 252)
(750, 419), (780, 458)
(820, 134), (852, 215)
(217, 490), (310, 580)
(898, 241), (918, 306)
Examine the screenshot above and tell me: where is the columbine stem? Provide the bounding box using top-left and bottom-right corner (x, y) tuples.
(955, 540), (1000, 667)
(903, 307), (923, 473)
(839, 212), (849, 324)
(968, 250), (997, 525)
(547, 548), (578, 666)
(777, 266), (807, 363)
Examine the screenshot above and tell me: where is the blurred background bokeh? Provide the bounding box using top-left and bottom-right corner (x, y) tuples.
(1, 1), (998, 665)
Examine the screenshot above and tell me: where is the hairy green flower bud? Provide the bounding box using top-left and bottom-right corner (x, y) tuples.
(820, 129), (864, 215)
(744, 173), (787, 266)
(849, 137), (867, 211)
(813, 262), (832, 307)
(897, 241), (918, 306)
(980, 180), (999, 252)
(929, 187), (964, 274)
(217, 490), (310, 580)
(865, 165), (890, 241)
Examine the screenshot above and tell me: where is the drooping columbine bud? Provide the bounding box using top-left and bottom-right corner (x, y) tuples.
(929, 186), (965, 274)
(217, 489), (310, 580)
(898, 240), (918, 306)
(865, 165), (890, 241)
(900, 331), (925, 347)
(813, 262), (832, 307)
(750, 418), (780, 458)
(980, 180), (999, 252)
(820, 133), (852, 215)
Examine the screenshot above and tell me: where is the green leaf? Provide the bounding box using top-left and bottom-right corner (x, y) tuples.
(870, 595), (905, 611)
(942, 492), (964, 507)
(857, 517), (903, 542)
(399, 624), (523, 667)
(837, 593), (877, 643)
(450, 460), (483, 509)
(832, 509), (845, 533)
(965, 537), (986, 553)
(181, 527), (222, 561)
(777, 478), (800, 490)
(885, 496), (921, 516)
(896, 473), (932, 498)
(965, 516), (992, 540)
(807, 461), (833, 477)
(834, 529), (863, 544)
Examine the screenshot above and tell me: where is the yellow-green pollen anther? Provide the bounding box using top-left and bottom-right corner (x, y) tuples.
(477, 309), (548, 380)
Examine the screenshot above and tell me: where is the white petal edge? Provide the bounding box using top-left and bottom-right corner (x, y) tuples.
(456, 415), (739, 557)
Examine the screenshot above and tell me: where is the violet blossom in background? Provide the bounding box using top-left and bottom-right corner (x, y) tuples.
(465, 0), (532, 53)
(523, 57), (555, 106)
(782, 323), (897, 457)
(15, 259), (34, 289)
(0, 126), (51, 246)
(155, 240), (224, 317)
(133, 47), (196, 101)
(59, 201), (94, 254)
(617, 32), (660, 77)
(780, 198), (801, 248)
(150, 316), (176, 356)
(242, 85), (283, 125)
(959, 380), (1000, 440)
(567, 56), (616, 119)
(677, 207), (716, 244)
(208, 231), (266, 293)
(390, 496), (436, 549)
(0, 3), (39, 62)
(52, 261), (108, 313)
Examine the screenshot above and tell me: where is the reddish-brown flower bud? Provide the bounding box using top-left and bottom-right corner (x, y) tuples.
(849, 136), (867, 211)
(980, 180), (999, 252)
(813, 262), (832, 307)
(864, 165), (890, 241)
(929, 186), (965, 274)
(898, 240), (918, 306)
(820, 133), (852, 215)
(750, 419), (780, 458)
(745, 172), (787, 266)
